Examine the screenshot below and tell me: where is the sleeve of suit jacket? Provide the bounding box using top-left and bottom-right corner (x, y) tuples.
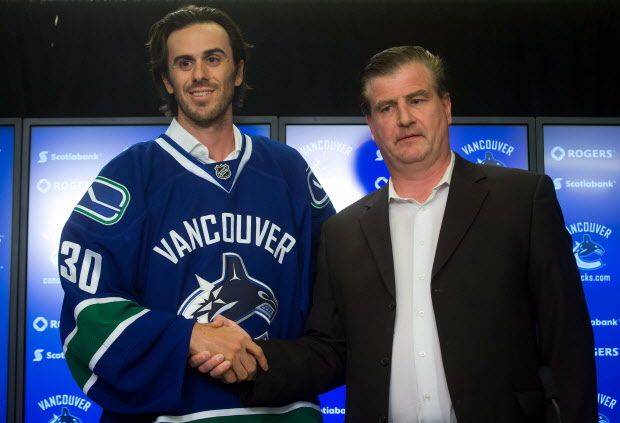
(528, 175), (597, 422)
(239, 222), (347, 406)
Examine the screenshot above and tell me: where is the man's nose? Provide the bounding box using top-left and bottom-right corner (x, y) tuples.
(397, 103), (415, 127)
(192, 59), (209, 81)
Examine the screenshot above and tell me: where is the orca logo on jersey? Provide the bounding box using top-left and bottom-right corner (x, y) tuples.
(74, 176), (130, 225)
(178, 253), (278, 339)
(307, 167), (330, 209)
(214, 163), (232, 180)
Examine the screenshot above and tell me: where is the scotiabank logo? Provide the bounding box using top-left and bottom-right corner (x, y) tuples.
(591, 318), (619, 327)
(550, 146), (614, 161)
(38, 150), (101, 164)
(32, 349), (65, 361)
(553, 177), (616, 190)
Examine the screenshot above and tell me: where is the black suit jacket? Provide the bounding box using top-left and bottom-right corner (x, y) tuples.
(243, 155), (596, 423)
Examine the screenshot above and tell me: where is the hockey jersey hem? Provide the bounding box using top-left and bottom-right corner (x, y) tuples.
(152, 401), (321, 422)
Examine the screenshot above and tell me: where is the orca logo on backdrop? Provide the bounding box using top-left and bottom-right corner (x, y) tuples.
(566, 221), (611, 271)
(573, 233), (605, 270)
(566, 221), (614, 283)
(477, 151), (506, 167)
(598, 413), (610, 423)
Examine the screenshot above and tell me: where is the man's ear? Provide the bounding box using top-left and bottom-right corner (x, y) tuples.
(234, 60), (245, 87)
(162, 73), (174, 94)
(442, 93), (452, 125)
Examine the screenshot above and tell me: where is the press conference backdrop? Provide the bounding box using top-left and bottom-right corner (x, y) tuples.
(281, 117), (534, 212)
(20, 118), (273, 423)
(539, 118), (620, 423)
(0, 119), (19, 423)
(281, 116), (533, 422)
(15, 116), (618, 422)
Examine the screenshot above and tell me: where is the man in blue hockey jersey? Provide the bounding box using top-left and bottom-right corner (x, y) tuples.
(58, 5), (334, 422)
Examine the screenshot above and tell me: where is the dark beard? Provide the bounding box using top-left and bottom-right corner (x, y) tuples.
(176, 83), (235, 128)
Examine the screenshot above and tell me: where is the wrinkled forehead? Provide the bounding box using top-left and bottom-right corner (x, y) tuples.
(364, 61), (436, 99)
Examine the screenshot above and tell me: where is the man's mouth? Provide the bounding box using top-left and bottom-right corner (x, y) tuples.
(189, 87), (215, 98)
(398, 133), (422, 142)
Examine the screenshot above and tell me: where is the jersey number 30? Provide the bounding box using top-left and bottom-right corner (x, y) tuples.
(60, 241), (102, 294)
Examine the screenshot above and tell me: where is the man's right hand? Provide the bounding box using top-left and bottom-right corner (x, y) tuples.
(189, 316), (268, 383)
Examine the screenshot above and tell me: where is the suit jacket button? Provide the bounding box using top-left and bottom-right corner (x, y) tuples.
(378, 415), (388, 423)
(380, 356), (390, 366)
(388, 301), (396, 311)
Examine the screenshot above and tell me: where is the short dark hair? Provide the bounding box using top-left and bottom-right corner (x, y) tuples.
(359, 46), (448, 116)
(146, 5), (253, 116)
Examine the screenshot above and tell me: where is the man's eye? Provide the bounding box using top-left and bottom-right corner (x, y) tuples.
(206, 56), (222, 66)
(379, 105), (392, 113)
(177, 60), (193, 70)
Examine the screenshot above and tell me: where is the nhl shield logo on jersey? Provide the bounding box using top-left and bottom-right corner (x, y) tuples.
(178, 253), (278, 339)
(214, 163), (232, 180)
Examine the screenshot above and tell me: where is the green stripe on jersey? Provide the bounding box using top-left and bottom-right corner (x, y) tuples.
(65, 299), (147, 389)
(156, 406), (323, 423)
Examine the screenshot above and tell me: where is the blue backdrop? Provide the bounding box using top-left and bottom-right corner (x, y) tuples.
(542, 125), (619, 423)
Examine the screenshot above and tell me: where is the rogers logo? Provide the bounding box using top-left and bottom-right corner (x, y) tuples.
(551, 146), (614, 161)
(551, 146), (565, 161)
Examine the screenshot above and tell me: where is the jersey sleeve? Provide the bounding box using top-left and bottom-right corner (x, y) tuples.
(58, 152), (196, 414)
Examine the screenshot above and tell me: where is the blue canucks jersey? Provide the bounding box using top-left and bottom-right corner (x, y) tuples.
(58, 127), (334, 422)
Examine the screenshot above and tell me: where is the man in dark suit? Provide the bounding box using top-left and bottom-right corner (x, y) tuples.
(191, 46), (597, 423)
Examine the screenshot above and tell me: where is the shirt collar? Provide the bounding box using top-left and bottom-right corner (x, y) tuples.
(388, 151), (455, 202)
(165, 118), (243, 159)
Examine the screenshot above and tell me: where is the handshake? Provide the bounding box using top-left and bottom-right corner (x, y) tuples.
(188, 315), (268, 383)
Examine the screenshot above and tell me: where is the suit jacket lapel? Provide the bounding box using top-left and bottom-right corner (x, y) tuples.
(360, 186), (396, 298)
(432, 155), (488, 280)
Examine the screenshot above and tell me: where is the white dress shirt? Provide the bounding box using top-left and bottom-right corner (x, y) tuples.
(388, 152), (458, 423)
(165, 118), (243, 163)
